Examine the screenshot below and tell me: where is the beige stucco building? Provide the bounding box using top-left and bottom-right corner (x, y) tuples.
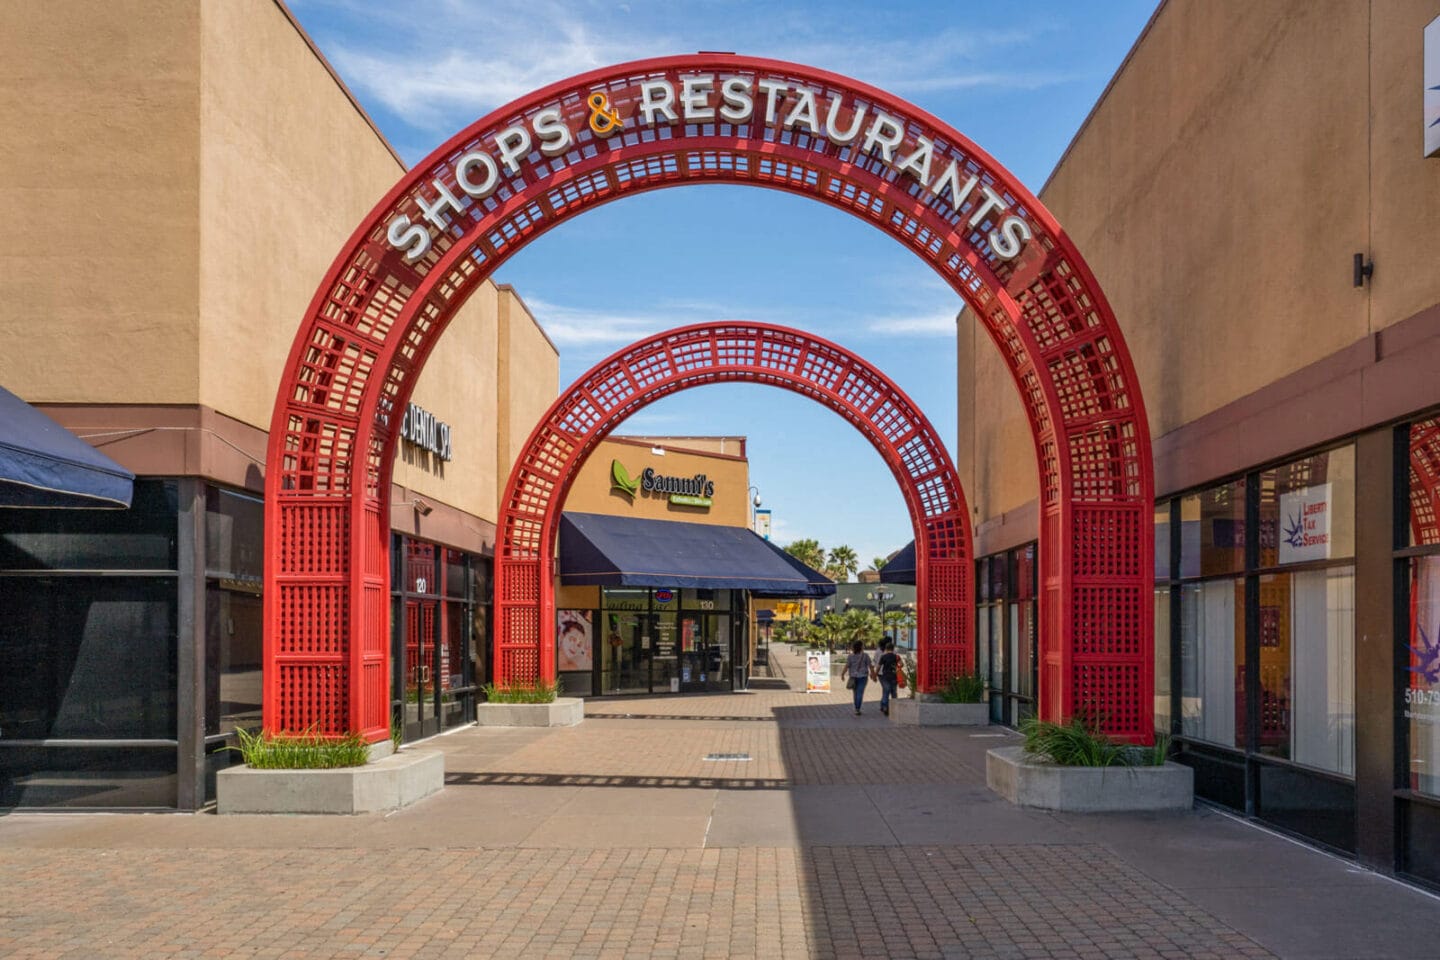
(0, 0), (557, 809)
(958, 0), (1440, 885)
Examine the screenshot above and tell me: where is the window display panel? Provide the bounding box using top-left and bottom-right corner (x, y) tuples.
(1179, 579), (1243, 749)
(1410, 418), (1440, 548)
(1179, 481), (1245, 578)
(681, 588), (729, 611)
(0, 576), (177, 740)
(205, 487), (262, 583)
(1155, 587), (1172, 735)
(204, 584), (263, 737)
(440, 599), (471, 727)
(0, 479), (178, 572)
(1155, 503), (1172, 581)
(1258, 446), (1355, 568)
(1251, 569), (1355, 772)
(1286, 568), (1354, 775)
(1408, 556), (1440, 796)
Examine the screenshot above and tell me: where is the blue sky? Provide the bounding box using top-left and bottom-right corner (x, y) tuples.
(289, 0), (1158, 573)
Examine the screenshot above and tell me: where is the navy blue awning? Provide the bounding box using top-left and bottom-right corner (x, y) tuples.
(559, 512), (835, 596)
(0, 386), (134, 509)
(879, 540), (916, 584)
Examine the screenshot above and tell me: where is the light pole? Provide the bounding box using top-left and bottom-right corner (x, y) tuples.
(748, 485), (761, 532)
(905, 601), (915, 650)
(868, 588), (894, 642)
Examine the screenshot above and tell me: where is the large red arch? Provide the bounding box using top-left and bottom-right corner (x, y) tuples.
(263, 54), (1155, 744)
(502, 322), (972, 693)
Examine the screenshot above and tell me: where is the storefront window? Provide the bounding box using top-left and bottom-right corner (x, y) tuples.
(1258, 446), (1355, 568)
(1179, 480), (1245, 578)
(204, 487), (264, 741)
(1408, 556), (1440, 796)
(1179, 579), (1243, 749)
(390, 536), (479, 741)
(1155, 586), (1171, 735)
(1155, 504), (1171, 581)
(681, 588), (730, 610)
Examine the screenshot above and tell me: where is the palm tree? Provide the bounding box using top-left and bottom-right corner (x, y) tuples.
(827, 544), (858, 583)
(871, 555), (887, 573)
(841, 607), (882, 648)
(783, 538), (826, 571)
(817, 611), (847, 653)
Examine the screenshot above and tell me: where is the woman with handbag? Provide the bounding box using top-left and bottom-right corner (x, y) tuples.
(841, 640), (874, 716)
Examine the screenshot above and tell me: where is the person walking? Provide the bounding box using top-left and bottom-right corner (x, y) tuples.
(875, 636), (900, 716)
(841, 639), (874, 716)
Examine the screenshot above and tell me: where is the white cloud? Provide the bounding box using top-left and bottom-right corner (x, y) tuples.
(299, 0), (1075, 135)
(866, 312), (959, 336)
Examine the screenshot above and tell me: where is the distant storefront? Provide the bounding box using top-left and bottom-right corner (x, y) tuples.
(555, 437), (833, 697)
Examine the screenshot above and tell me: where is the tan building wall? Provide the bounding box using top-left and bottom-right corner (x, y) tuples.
(2, 0), (559, 544)
(563, 436), (751, 528)
(195, 0), (408, 431)
(496, 286), (561, 488)
(0, 1), (201, 404)
(964, 0), (1440, 548)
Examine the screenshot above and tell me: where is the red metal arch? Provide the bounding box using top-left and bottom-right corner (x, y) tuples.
(502, 323), (972, 693)
(264, 54), (1155, 744)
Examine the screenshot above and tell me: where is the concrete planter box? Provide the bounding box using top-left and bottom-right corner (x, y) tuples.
(475, 697), (584, 727)
(891, 698), (989, 727)
(985, 745), (1193, 812)
(217, 749), (444, 815)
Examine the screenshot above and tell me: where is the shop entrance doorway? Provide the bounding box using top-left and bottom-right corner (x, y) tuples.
(264, 54), (1156, 745)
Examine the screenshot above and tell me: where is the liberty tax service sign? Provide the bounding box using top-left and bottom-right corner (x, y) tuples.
(1279, 483), (1332, 564)
(805, 651), (831, 694)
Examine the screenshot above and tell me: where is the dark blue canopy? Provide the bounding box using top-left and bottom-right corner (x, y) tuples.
(879, 540), (916, 584)
(559, 511), (835, 596)
(0, 386), (134, 508)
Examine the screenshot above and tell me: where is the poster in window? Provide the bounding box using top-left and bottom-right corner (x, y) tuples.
(1278, 483), (1331, 564)
(557, 609), (593, 672)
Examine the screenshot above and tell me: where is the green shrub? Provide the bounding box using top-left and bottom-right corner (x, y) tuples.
(938, 672), (986, 703)
(230, 726), (370, 769)
(483, 677), (562, 703)
(1019, 717), (1172, 767)
(1019, 716), (1127, 767)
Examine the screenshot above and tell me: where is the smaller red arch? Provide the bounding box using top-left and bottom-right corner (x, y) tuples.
(495, 322), (973, 692)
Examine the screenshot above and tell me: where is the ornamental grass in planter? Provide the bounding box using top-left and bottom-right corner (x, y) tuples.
(229, 726), (370, 769)
(482, 677), (562, 703)
(1019, 716), (1171, 768)
(937, 672), (985, 703)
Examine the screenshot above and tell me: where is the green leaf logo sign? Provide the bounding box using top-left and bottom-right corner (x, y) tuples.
(610, 459), (640, 498)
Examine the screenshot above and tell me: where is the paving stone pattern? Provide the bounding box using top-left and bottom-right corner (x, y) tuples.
(5, 646), (1425, 958)
(0, 843), (1270, 960)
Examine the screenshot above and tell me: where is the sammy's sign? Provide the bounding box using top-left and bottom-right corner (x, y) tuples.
(386, 73), (1034, 263)
(1279, 483), (1332, 564)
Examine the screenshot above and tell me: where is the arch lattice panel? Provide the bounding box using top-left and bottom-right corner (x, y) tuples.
(263, 55), (1154, 744)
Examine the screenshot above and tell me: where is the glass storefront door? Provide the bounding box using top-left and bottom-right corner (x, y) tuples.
(403, 598), (439, 740)
(601, 608), (650, 694)
(678, 613), (707, 692)
(592, 588), (742, 695)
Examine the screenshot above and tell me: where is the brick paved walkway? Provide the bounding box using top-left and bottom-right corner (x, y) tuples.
(1, 643), (1436, 958)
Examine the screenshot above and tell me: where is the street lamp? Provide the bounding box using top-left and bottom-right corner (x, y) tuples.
(905, 601), (915, 650)
(748, 485), (761, 531)
(868, 588), (894, 641)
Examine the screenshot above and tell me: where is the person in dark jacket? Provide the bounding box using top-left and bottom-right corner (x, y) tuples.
(875, 637), (901, 716)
